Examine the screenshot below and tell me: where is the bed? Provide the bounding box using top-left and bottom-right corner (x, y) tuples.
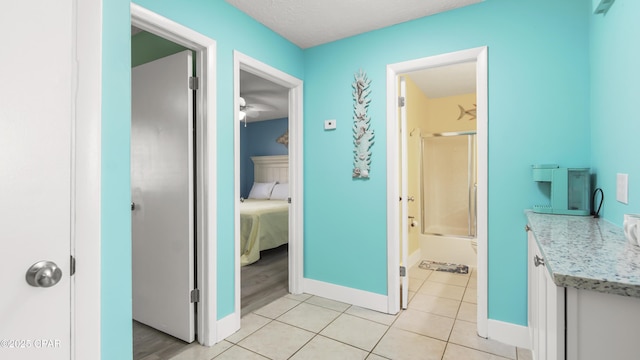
(240, 155), (289, 266)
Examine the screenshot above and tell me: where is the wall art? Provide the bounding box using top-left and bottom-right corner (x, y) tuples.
(352, 69), (374, 178)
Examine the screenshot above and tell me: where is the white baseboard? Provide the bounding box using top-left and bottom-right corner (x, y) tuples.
(487, 319), (530, 349)
(216, 312), (240, 343)
(302, 278), (389, 313)
(407, 248), (421, 269)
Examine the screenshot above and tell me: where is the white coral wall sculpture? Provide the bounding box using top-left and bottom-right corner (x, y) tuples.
(352, 69), (375, 178)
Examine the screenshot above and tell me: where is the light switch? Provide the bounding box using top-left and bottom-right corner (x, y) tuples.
(617, 173), (628, 204)
(324, 119), (336, 130)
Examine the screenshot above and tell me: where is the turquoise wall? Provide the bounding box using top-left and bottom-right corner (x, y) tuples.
(303, 0), (591, 324)
(590, 0), (640, 225)
(102, 0), (132, 359)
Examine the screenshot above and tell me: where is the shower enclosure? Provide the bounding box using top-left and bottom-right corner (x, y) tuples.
(421, 132), (477, 238)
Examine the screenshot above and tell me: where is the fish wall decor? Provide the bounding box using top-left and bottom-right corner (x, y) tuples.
(457, 104), (477, 121)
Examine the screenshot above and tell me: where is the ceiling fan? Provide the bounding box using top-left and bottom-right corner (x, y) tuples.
(239, 96), (275, 126)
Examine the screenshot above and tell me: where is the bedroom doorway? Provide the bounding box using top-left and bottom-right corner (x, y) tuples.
(233, 52), (304, 322)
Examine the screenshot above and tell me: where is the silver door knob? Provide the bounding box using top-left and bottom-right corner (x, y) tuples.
(407, 196), (415, 202)
(25, 261), (62, 288)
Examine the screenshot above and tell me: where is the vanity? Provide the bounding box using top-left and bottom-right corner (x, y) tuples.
(526, 211), (640, 360)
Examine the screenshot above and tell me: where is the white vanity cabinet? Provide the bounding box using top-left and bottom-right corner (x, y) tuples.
(526, 215), (640, 360)
(527, 228), (564, 360)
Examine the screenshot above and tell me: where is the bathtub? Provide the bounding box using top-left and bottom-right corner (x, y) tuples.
(417, 234), (477, 269)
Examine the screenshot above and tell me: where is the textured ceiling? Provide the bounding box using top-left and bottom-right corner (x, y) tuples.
(225, 0), (482, 49)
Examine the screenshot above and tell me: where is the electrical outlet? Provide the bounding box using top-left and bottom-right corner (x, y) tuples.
(324, 119), (336, 130)
(617, 173), (628, 204)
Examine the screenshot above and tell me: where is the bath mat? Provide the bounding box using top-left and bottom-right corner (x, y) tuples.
(419, 260), (469, 274)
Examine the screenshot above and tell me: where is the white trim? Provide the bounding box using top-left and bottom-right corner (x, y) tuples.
(73, 0), (102, 358)
(233, 52), (304, 334)
(487, 319), (531, 349)
(386, 47), (489, 335)
(131, 4), (218, 346)
(216, 312), (240, 342)
(407, 249), (422, 269)
(302, 279), (388, 313)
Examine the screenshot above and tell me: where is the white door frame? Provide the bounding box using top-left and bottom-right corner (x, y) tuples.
(230, 51), (304, 334)
(74, 0), (102, 358)
(131, 4), (218, 346)
(386, 46), (488, 337)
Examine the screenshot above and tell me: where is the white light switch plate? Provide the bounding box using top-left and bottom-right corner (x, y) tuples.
(617, 173), (628, 204)
(324, 119), (336, 130)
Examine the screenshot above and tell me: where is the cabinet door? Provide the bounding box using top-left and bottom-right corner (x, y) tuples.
(528, 228), (565, 360)
(544, 266), (564, 360)
(527, 230), (542, 358)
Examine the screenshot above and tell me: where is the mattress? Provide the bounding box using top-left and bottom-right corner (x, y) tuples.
(240, 199), (289, 266)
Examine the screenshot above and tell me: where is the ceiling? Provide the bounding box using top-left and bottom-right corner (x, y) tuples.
(225, 0), (482, 49)
(240, 70), (289, 122)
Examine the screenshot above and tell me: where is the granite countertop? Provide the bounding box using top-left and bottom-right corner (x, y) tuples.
(525, 210), (640, 298)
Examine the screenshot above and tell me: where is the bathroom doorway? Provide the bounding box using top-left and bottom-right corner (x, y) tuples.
(387, 46), (488, 337)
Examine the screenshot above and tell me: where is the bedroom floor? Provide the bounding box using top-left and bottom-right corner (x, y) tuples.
(147, 265), (532, 360)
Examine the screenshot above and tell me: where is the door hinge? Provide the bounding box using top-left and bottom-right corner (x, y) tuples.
(189, 77), (199, 90)
(70, 255), (76, 276)
(190, 288), (200, 303)
(288, 197), (292, 204)
(400, 266), (406, 277)
(398, 96), (405, 107)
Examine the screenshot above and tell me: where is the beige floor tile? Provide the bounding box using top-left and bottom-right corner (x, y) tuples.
(449, 320), (516, 359)
(277, 302), (341, 332)
(516, 347), (533, 360)
(225, 313), (271, 344)
(418, 281), (466, 301)
(373, 327), (446, 360)
(408, 293), (461, 318)
(428, 271), (470, 287)
(305, 296), (350, 312)
(320, 313), (388, 351)
(457, 301), (477, 323)
(238, 321), (314, 360)
(365, 354), (390, 360)
(253, 297), (300, 319)
(392, 308), (454, 341)
(464, 287), (478, 304)
(408, 266), (432, 280)
(286, 293), (313, 302)
(468, 276), (478, 289)
(170, 340), (232, 360)
(290, 335), (368, 360)
(407, 290), (417, 303)
(345, 305), (398, 326)
(408, 276), (425, 292)
(443, 343), (512, 360)
(214, 345), (269, 360)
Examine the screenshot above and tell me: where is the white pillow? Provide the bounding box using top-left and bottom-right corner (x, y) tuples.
(270, 183), (289, 200)
(248, 182), (276, 199)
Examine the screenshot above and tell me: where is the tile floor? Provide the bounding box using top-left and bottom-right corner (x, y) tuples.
(167, 266), (533, 360)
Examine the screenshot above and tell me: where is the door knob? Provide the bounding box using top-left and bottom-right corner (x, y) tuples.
(407, 196), (415, 202)
(25, 261), (62, 288)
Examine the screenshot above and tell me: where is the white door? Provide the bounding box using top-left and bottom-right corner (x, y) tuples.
(0, 1), (73, 359)
(399, 77), (409, 309)
(131, 50), (196, 343)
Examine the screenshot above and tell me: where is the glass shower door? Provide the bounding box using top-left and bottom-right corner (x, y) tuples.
(421, 133), (476, 238)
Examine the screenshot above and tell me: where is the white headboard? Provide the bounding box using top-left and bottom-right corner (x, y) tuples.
(251, 155), (288, 184)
